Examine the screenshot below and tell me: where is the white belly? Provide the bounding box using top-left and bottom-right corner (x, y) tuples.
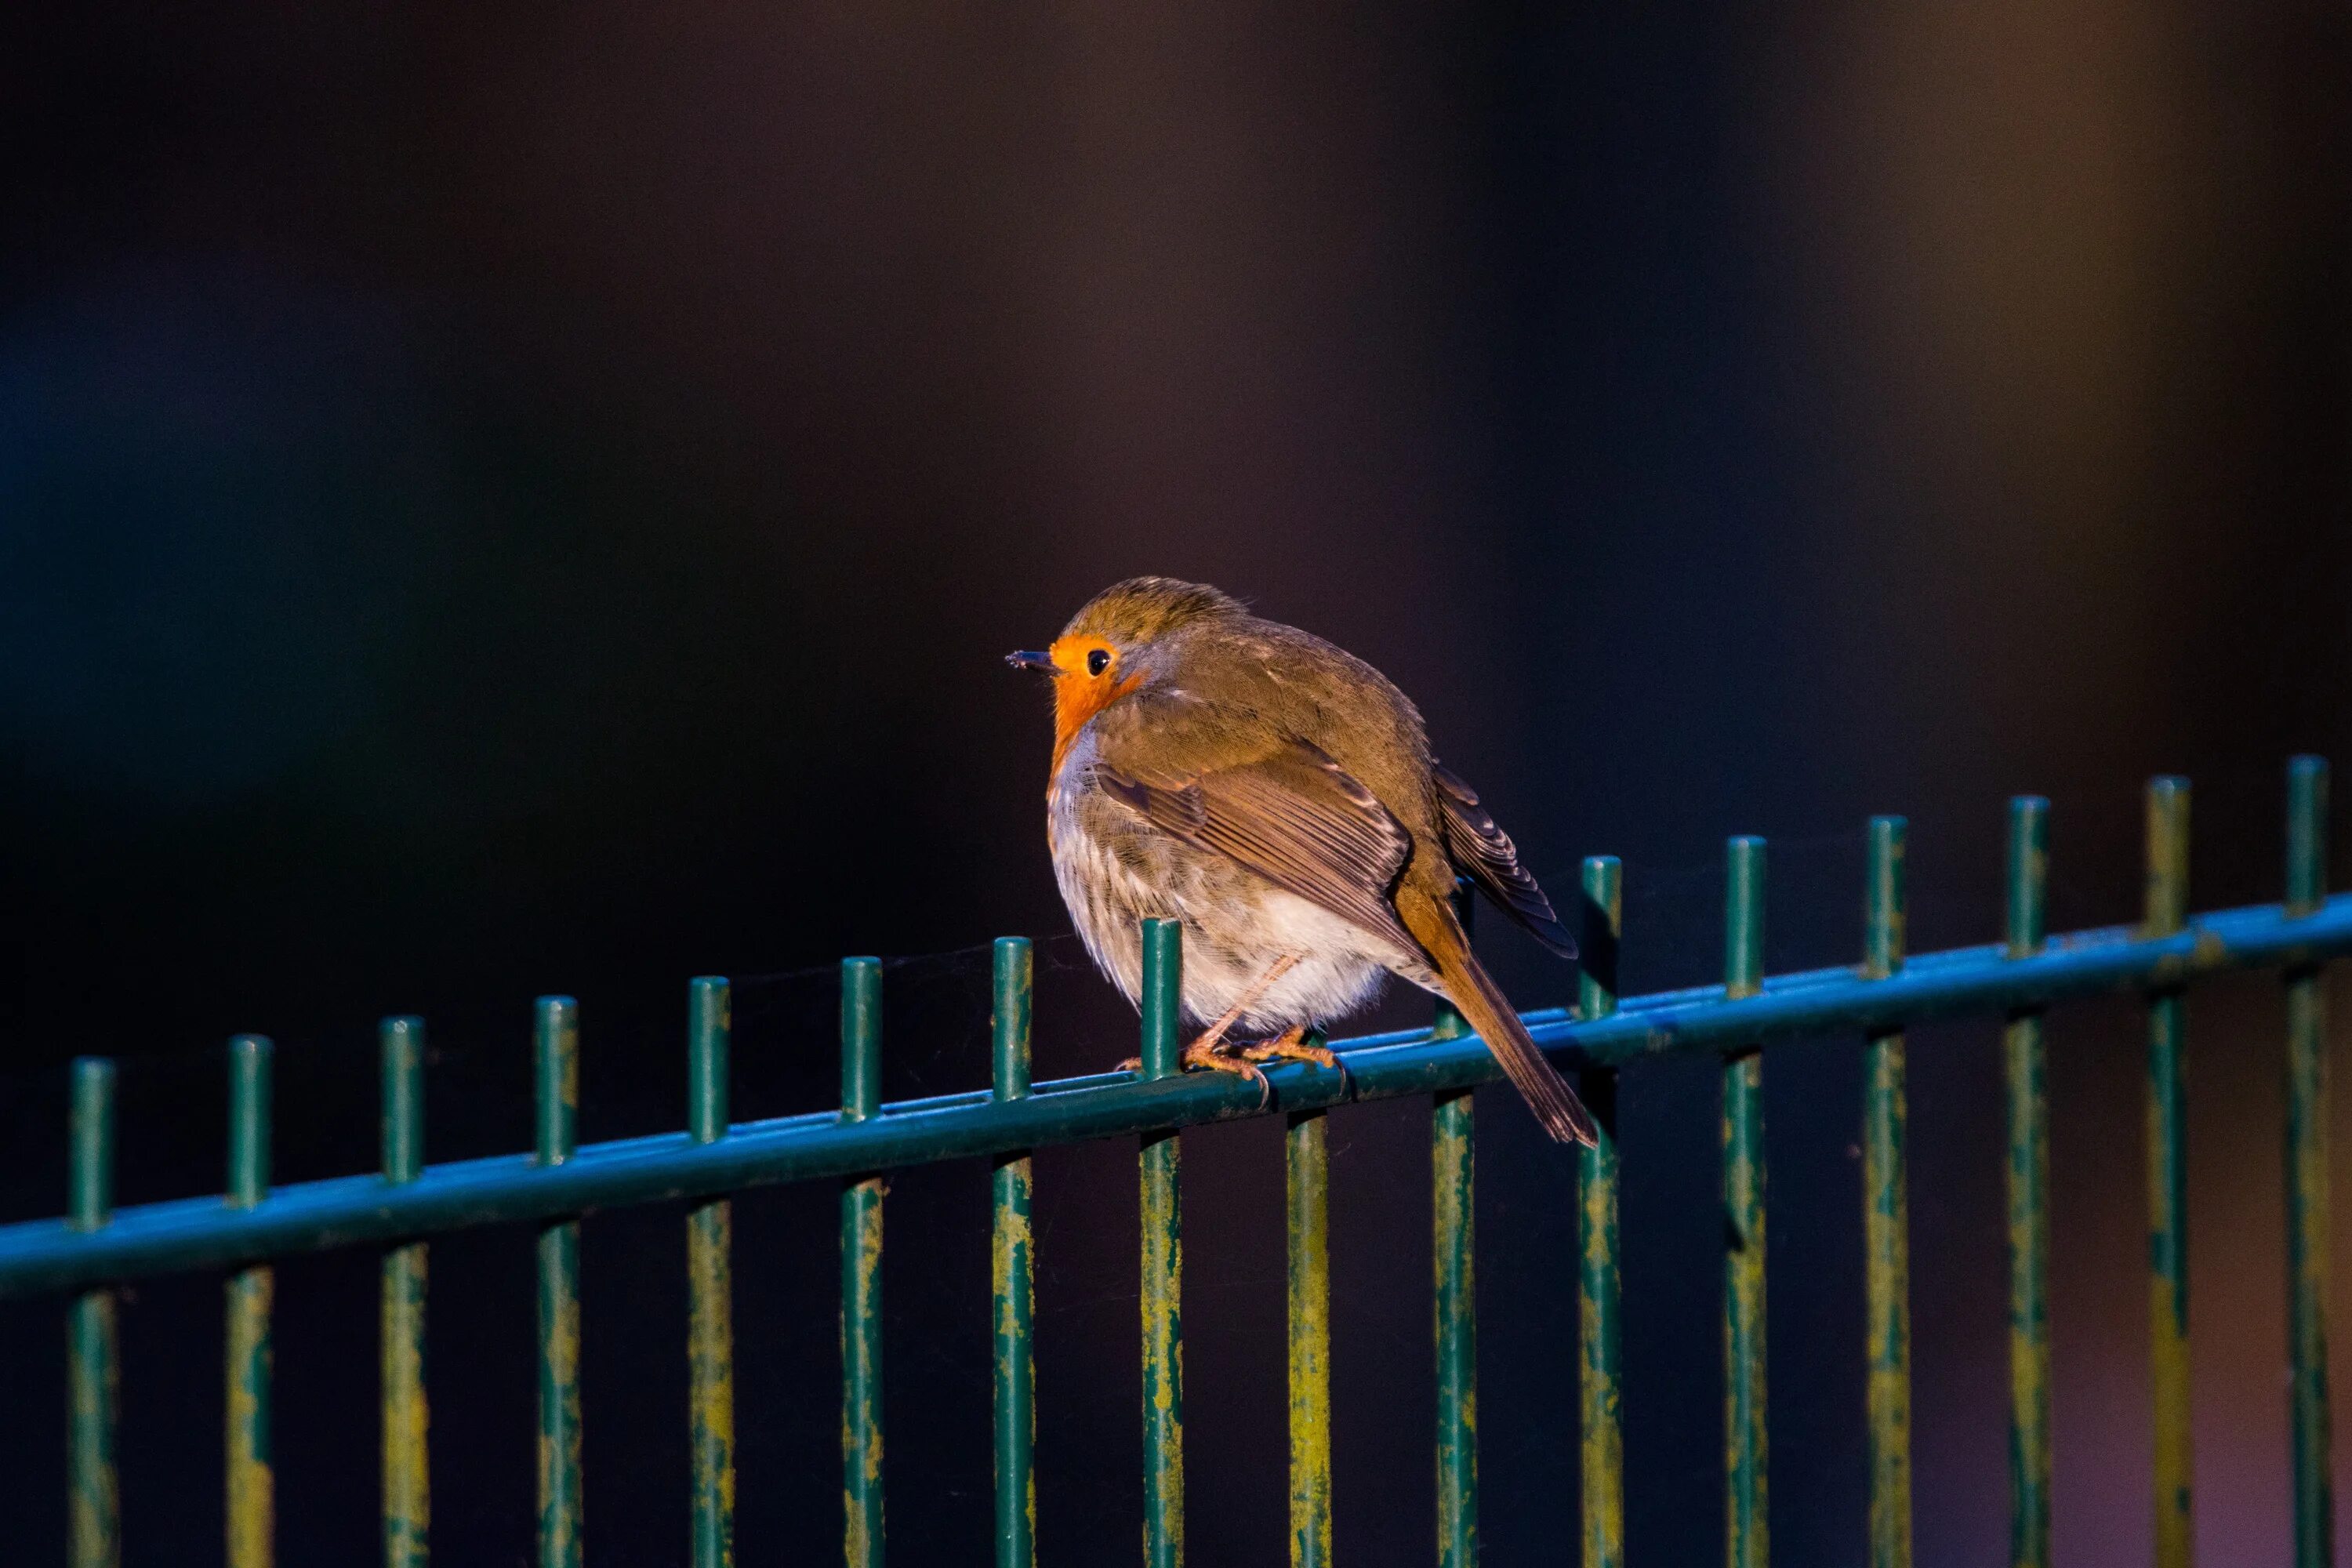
(1047, 735), (1421, 1035)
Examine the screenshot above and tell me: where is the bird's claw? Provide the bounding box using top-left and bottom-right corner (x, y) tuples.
(1122, 1044), (1272, 1110)
(1181, 1040), (1272, 1110)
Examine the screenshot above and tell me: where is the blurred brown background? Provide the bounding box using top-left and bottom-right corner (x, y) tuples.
(2, 2), (2347, 1563)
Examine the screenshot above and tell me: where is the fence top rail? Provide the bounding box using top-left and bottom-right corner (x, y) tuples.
(2, 890), (2344, 1300)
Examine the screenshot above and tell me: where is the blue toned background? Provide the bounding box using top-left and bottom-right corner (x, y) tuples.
(2, 2), (2348, 1563)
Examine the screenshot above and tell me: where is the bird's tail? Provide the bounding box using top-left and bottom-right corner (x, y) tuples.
(1398, 883), (1598, 1147)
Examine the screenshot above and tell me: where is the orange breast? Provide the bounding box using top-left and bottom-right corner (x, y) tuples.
(1051, 671), (1142, 776)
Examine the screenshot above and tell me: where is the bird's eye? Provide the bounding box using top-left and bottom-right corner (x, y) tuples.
(1087, 648), (1112, 677)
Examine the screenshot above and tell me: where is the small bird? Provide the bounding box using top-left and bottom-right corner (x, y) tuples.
(1007, 576), (1596, 1145)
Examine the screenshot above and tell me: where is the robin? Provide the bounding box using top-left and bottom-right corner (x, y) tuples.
(1007, 576), (1596, 1145)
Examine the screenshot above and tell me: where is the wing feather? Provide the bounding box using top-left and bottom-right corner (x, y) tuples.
(1431, 761), (1577, 960)
(1093, 741), (1416, 951)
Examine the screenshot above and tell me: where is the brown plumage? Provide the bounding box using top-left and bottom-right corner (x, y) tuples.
(1007, 576), (1596, 1145)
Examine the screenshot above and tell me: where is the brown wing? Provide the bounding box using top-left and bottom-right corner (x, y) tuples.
(1431, 761), (1577, 960)
(1092, 740), (1417, 952)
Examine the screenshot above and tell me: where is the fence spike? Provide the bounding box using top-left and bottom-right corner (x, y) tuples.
(2004, 797), (2053, 1568)
(1288, 1100), (1333, 1568)
(536, 997), (583, 1568)
(1578, 856), (1625, 1568)
(840, 959), (886, 1568)
(2144, 778), (2194, 1568)
(2285, 758), (2333, 1568)
(381, 1017), (429, 1568)
(991, 938), (1038, 1568)
(1434, 884), (1477, 1568)
(68, 1058), (119, 1568)
(688, 980), (735, 1568)
(1139, 918), (1186, 1568)
(1863, 818), (1912, 1568)
(226, 1034), (275, 1568)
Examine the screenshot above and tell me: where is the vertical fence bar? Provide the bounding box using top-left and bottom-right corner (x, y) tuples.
(2144, 777), (2193, 1568)
(536, 997), (583, 1568)
(1433, 885), (1477, 1568)
(227, 1034), (275, 1568)
(381, 1017), (429, 1568)
(688, 978), (735, 1568)
(1723, 837), (1768, 1568)
(67, 1058), (118, 1568)
(1288, 1102), (1332, 1568)
(1862, 818), (1911, 1568)
(2285, 757), (2333, 1568)
(2003, 796), (2053, 1568)
(992, 938), (1037, 1568)
(841, 958), (886, 1568)
(1579, 855), (1626, 1568)
(1139, 918), (1185, 1568)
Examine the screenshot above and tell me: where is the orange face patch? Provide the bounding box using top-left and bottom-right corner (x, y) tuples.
(1048, 636), (1141, 773)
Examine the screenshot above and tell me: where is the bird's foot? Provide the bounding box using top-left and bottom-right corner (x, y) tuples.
(1181, 1040), (1272, 1109)
(1120, 1037), (1273, 1109)
(1239, 1025), (1339, 1071)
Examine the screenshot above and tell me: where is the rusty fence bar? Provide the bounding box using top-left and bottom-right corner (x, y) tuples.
(12, 762), (2348, 1568)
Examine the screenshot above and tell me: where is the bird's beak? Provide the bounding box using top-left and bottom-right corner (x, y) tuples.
(1005, 649), (1057, 673)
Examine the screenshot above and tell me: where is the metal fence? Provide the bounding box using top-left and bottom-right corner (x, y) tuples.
(5, 762), (2345, 1568)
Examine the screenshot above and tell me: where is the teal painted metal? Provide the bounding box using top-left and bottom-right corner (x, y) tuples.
(2003, 797), (2053, 1568)
(840, 957), (887, 1568)
(1723, 836), (1768, 1568)
(1578, 855), (1624, 1568)
(1287, 1102), (1333, 1568)
(1433, 1086), (1475, 1568)
(2145, 778), (2194, 1568)
(1434, 884), (1476, 1568)
(1139, 918), (1186, 1568)
(8, 891), (2351, 1299)
(381, 1016), (429, 1568)
(1421, 884), (1477, 1568)
(226, 1033), (275, 1568)
(688, 979), (735, 1568)
(1862, 818), (1911, 1568)
(67, 1058), (118, 1568)
(2285, 757), (2334, 1568)
(16, 757), (2352, 1567)
(991, 938), (1038, 1568)
(536, 996), (584, 1568)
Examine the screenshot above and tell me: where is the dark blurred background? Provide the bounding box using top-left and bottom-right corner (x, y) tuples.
(2, 2), (2349, 1564)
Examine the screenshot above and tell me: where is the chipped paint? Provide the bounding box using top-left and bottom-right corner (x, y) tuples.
(2004, 797), (2054, 1568)
(1433, 1088), (1475, 1568)
(688, 980), (737, 1568)
(383, 1243), (430, 1568)
(1723, 838), (1769, 1568)
(380, 1017), (430, 1568)
(1577, 856), (1626, 1568)
(1287, 1111), (1332, 1568)
(535, 997), (585, 1568)
(1141, 1130), (1185, 1568)
(227, 1266), (274, 1568)
(1723, 1051), (1768, 1568)
(67, 1059), (118, 1568)
(991, 938), (1038, 1568)
(68, 1292), (118, 1568)
(1864, 821), (1914, 1568)
(689, 1201), (735, 1568)
(2143, 781), (2194, 1568)
(842, 1178), (886, 1568)
(2286, 757), (2333, 1568)
(539, 1222), (584, 1568)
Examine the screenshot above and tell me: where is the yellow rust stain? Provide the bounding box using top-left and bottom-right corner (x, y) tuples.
(382, 1247), (431, 1555)
(227, 1267), (274, 1568)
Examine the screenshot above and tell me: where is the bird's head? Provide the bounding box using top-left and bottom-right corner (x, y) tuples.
(1006, 576), (1245, 766)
